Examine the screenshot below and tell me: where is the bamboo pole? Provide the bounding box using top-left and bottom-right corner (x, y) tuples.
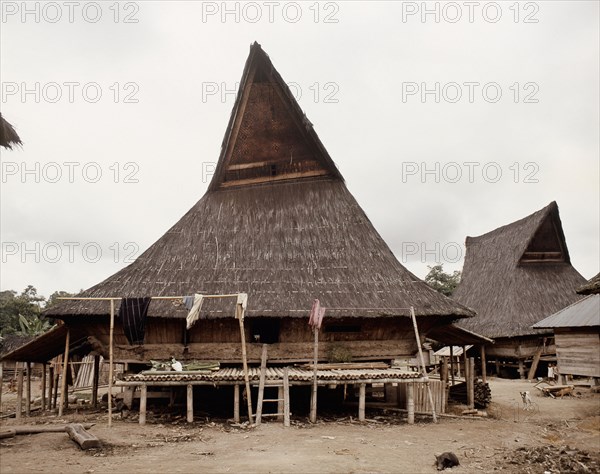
(310, 327), (319, 423)
(236, 303), (253, 423)
(409, 306), (437, 423)
(480, 345), (487, 383)
(108, 299), (115, 427)
(58, 330), (70, 417)
(41, 363), (47, 410)
(16, 363), (23, 419)
(0, 363), (3, 413)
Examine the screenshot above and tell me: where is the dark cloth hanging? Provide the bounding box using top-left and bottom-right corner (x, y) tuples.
(118, 297), (152, 345)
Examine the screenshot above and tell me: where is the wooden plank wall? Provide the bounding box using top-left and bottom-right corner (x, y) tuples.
(486, 335), (555, 359)
(555, 328), (600, 378)
(74, 316), (434, 363)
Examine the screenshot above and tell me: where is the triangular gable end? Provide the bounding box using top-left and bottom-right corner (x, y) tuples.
(520, 203), (570, 264)
(208, 42), (342, 191)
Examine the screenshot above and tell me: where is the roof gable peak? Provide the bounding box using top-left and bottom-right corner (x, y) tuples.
(208, 42), (342, 191)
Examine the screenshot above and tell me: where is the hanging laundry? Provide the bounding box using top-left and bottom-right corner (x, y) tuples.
(308, 299), (325, 330)
(118, 297), (152, 345)
(186, 294), (204, 329)
(183, 295), (195, 310)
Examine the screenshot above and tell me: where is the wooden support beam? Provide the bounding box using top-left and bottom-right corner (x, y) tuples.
(310, 327), (319, 424)
(41, 363), (47, 411)
(518, 360), (526, 380)
(236, 303), (253, 424)
(527, 346), (543, 380)
(16, 363), (23, 419)
(108, 299), (115, 428)
(233, 385), (240, 423)
(406, 383), (414, 425)
(283, 367), (290, 428)
(92, 356), (100, 408)
(25, 362), (31, 416)
(139, 384), (147, 425)
(0, 364), (3, 413)
(277, 386), (284, 422)
(59, 330), (70, 417)
(468, 357), (475, 410)
(480, 346), (487, 383)
(187, 384), (194, 423)
(52, 367), (59, 409)
(358, 384), (366, 421)
(255, 344), (268, 426)
(450, 347), (455, 385)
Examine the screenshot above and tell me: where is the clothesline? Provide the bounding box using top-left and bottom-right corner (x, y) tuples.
(57, 294), (242, 301)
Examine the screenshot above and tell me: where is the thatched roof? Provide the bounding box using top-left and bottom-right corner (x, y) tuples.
(0, 113), (22, 149)
(577, 273), (600, 295)
(47, 42), (474, 322)
(533, 294), (600, 329)
(0, 334), (32, 356)
(454, 202), (586, 338)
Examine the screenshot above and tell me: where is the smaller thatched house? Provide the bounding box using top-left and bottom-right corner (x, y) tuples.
(0, 113), (22, 149)
(576, 272), (600, 296)
(454, 202), (587, 378)
(533, 293), (600, 381)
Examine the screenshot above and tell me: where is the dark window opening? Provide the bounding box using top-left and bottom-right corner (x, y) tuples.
(270, 164), (277, 176)
(250, 318), (280, 344)
(324, 325), (361, 333)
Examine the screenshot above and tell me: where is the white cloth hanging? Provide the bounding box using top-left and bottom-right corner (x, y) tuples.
(186, 294), (205, 329)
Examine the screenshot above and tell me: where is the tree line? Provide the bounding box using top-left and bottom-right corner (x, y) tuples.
(0, 285), (77, 337)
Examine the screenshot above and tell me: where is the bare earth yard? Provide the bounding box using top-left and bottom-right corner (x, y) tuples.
(1, 378), (599, 473)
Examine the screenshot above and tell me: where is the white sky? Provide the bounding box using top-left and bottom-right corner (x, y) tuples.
(1, 0), (598, 299)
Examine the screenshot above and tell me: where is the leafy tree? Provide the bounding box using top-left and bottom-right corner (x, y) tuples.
(0, 286), (76, 336)
(425, 264), (461, 297)
(46, 290), (77, 309)
(17, 313), (54, 336)
(0, 287), (44, 336)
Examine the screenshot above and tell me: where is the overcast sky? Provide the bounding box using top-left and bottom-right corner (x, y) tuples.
(1, 0), (598, 299)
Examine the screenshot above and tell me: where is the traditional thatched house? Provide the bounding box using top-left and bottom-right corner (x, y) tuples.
(576, 272), (600, 296)
(41, 43), (474, 367)
(454, 202), (587, 378)
(0, 113), (22, 149)
(533, 293), (600, 381)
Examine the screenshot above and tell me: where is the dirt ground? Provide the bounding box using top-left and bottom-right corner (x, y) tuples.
(1, 378), (599, 473)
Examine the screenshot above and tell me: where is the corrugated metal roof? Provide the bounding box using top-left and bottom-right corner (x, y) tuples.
(533, 294), (600, 328)
(433, 345), (472, 357)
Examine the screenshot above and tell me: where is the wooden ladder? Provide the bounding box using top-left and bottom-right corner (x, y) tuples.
(255, 344), (290, 427)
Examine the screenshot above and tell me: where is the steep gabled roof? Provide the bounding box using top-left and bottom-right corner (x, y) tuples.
(454, 202), (586, 338)
(0, 113), (22, 149)
(47, 42), (474, 322)
(577, 273), (600, 295)
(209, 42), (342, 191)
(533, 294), (600, 329)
